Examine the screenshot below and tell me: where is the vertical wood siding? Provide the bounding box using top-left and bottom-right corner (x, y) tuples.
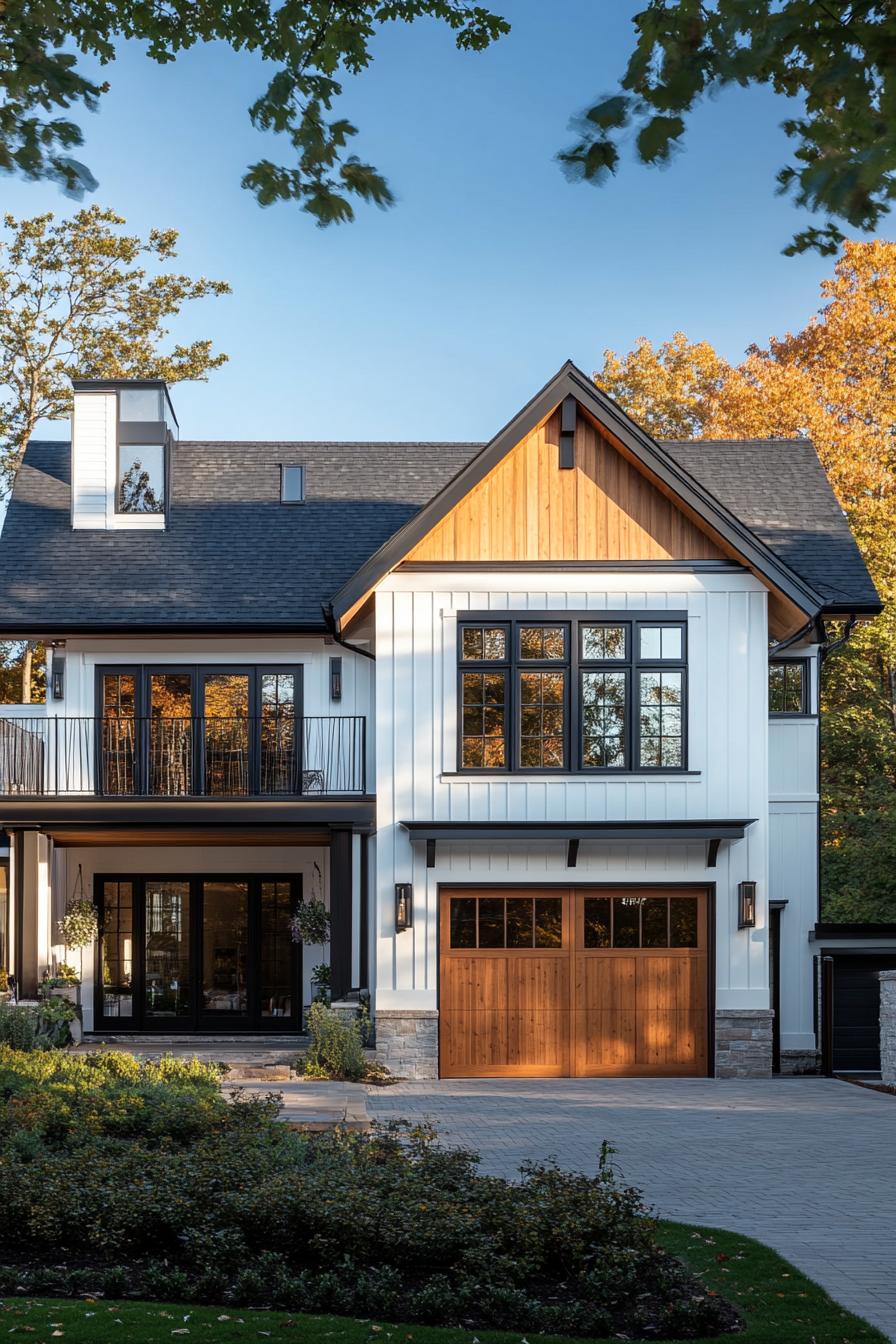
(406, 413), (725, 563)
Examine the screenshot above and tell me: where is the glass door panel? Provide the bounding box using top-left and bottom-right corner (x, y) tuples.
(260, 674), (296, 794)
(202, 880), (249, 1015)
(144, 880), (191, 1020)
(98, 880), (135, 1022)
(101, 673), (138, 794)
(149, 674), (194, 795)
(203, 674), (250, 795)
(260, 880), (296, 1019)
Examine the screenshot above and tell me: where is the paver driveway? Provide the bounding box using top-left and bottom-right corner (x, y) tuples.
(367, 1076), (896, 1340)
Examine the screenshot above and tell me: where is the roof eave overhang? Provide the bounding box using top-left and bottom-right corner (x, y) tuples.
(330, 361), (825, 629)
(0, 621), (330, 639)
(819, 601), (883, 618)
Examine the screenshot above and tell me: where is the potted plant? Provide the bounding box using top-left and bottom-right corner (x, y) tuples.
(38, 962), (81, 1006)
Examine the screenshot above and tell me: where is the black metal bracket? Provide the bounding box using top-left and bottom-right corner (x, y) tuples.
(425, 837), (436, 869)
(559, 395), (577, 469)
(566, 838), (579, 868)
(706, 837), (721, 868)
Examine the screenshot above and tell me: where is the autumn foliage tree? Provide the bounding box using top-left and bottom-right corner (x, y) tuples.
(595, 241), (896, 920)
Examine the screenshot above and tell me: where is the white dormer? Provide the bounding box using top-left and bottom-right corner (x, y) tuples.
(70, 379), (178, 530)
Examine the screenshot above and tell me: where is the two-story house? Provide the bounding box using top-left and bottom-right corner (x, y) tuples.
(0, 363), (880, 1078)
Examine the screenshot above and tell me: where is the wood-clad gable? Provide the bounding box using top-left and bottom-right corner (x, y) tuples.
(407, 409), (725, 565)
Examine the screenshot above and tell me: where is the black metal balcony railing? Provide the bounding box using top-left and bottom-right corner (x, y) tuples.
(0, 715), (367, 797)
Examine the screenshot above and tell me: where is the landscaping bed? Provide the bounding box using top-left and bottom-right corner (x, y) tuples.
(0, 1224), (884, 1343)
(0, 1045), (738, 1339)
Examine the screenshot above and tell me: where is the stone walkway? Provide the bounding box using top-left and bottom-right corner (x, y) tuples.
(225, 1079), (368, 1129)
(367, 1076), (896, 1340)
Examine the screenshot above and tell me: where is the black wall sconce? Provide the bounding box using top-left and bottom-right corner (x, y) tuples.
(395, 883), (413, 932)
(51, 654), (65, 701)
(738, 880), (757, 929)
(330, 656), (343, 702)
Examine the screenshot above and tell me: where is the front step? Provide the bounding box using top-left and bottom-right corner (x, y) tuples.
(79, 1033), (307, 1072)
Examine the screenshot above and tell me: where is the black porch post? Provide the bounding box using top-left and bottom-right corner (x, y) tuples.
(329, 826), (353, 1001)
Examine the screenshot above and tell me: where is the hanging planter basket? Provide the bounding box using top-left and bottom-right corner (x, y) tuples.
(60, 866), (98, 949)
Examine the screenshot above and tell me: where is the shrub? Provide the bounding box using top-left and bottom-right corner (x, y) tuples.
(303, 1001), (365, 1081)
(0, 998), (77, 1050)
(0, 1057), (740, 1337)
(0, 1005), (37, 1051)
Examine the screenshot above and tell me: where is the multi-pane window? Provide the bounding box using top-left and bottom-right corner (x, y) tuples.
(458, 614), (687, 773)
(449, 895), (563, 949)
(769, 660), (808, 714)
(582, 894), (698, 948)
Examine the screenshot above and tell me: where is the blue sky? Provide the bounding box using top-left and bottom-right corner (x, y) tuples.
(5, 0), (882, 443)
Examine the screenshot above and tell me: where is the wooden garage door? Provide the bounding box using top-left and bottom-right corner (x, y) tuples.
(439, 888), (708, 1078)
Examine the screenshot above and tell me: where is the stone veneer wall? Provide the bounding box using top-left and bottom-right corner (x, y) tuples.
(715, 1008), (774, 1078)
(880, 971), (896, 1085)
(778, 1049), (820, 1076)
(375, 1009), (439, 1079)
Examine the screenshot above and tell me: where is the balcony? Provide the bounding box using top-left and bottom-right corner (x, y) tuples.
(0, 715), (367, 798)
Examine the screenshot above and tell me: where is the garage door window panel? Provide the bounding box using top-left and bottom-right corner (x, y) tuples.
(447, 895), (565, 951)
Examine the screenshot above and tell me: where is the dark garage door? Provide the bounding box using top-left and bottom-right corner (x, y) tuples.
(833, 954), (896, 1072)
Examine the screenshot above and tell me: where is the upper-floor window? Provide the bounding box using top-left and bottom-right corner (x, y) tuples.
(118, 443), (165, 514)
(458, 613), (687, 774)
(769, 659), (808, 714)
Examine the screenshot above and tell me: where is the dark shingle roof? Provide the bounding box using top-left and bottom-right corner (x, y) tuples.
(0, 433), (878, 631)
(0, 440), (479, 629)
(660, 438), (880, 609)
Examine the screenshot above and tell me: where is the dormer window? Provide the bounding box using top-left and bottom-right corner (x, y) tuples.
(281, 465), (305, 503)
(70, 377), (178, 531)
(118, 443), (165, 514)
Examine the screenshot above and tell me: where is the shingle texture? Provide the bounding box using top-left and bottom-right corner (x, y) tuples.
(0, 433), (877, 629)
(660, 438), (879, 609)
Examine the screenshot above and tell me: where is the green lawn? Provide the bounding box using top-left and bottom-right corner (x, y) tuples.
(0, 1222), (884, 1344)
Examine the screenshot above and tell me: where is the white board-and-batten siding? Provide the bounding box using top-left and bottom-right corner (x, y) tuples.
(71, 391), (116, 528)
(768, 658), (821, 1052)
(374, 568), (771, 1012)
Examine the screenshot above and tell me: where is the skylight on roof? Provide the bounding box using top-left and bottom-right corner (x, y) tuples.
(281, 464), (305, 504)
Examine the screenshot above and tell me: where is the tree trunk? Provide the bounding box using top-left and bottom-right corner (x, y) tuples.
(21, 642), (32, 704)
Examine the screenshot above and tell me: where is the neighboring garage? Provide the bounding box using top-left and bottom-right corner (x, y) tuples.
(439, 886), (709, 1078)
(818, 931), (896, 1073)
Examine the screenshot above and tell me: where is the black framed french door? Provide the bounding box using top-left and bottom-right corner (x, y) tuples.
(95, 665), (303, 797)
(94, 874), (303, 1031)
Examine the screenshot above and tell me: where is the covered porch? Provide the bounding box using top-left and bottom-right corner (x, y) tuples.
(2, 799), (373, 1033)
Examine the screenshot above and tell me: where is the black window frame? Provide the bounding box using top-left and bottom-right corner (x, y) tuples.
(95, 664), (303, 796)
(768, 658), (810, 715)
(112, 386), (176, 520)
(457, 611), (688, 775)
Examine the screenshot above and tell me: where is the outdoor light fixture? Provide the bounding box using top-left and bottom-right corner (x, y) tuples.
(738, 880), (757, 930)
(51, 654), (65, 701)
(330, 656), (343, 702)
(395, 883), (413, 932)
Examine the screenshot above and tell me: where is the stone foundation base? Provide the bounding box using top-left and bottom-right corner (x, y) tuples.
(779, 1048), (820, 1076)
(880, 970), (896, 1084)
(375, 1009), (439, 1080)
(715, 1009), (774, 1078)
